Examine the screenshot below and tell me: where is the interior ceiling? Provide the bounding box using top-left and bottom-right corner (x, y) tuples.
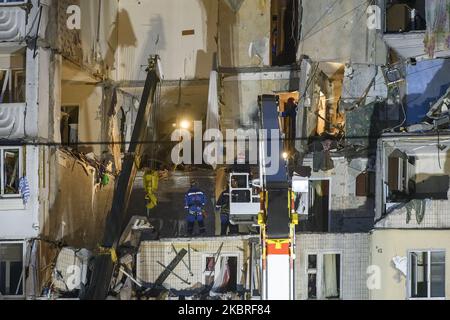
(318, 62), (345, 79)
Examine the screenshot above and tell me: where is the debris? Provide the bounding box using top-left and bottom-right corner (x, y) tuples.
(51, 248), (92, 298)
(392, 256), (407, 276)
(144, 248), (188, 297)
(171, 244), (194, 276)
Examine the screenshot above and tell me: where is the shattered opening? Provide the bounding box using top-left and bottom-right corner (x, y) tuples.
(0, 51), (26, 104)
(270, 0), (299, 66)
(385, 0), (427, 33)
(211, 256), (238, 293)
(60, 106), (80, 149)
(1, 147), (21, 196)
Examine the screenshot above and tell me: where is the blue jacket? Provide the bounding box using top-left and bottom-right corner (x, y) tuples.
(184, 187), (206, 213)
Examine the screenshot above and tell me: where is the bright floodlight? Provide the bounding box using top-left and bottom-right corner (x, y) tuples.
(282, 152), (289, 160)
(180, 120), (190, 129)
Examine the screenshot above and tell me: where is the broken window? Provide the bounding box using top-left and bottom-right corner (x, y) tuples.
(270, 0), (299, 66)
(204, 256), (216, 286)
(385, 0), (427, 33)
(0, 69), (25, 104)
(1, 148), (21, 197)
(0, 243), (24, 297)
(205, 255), (239, 293)
(211, 256), (238, 293)
(308, 180), (330, 232)
(387, 149), (415, 201)
(306, 253), (341, 300)
(409, 250), (445, 299)
(356, 172), (375, 197)
(0, 52), (25, 104)
(60, 106), (79, 149)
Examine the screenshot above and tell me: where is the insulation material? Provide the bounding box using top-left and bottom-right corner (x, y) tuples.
(52, 248), (92, 292)
(224, 0), (245, 12)
(206, 71), (220, 131)
(425, 0), (450, 58)
(211, 257), (231, 294)
(392, 256), (407, 276)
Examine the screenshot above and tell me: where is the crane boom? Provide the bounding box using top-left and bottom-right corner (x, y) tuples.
(258, 95), (298, 300)
(85, 55), (162, 300)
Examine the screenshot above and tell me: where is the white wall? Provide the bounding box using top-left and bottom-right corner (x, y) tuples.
(0, 146), (40, 240)
(117, 0), (217, 81)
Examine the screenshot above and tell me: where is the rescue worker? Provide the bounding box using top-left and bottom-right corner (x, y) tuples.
(184, 179), (207, 236)
(279, 97), (298, 152)
(216, 178), (239, 236)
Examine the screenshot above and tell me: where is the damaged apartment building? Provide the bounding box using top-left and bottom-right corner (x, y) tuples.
(1, 0), (450, 301)
(0, 0), (132, 299)
(295, 0), (450, 300)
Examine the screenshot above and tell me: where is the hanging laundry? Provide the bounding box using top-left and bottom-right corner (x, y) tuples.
(19, 176), (30, 204)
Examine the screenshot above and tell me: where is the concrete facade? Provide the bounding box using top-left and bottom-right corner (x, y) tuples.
(370, 229), (450, 300)
(296, 233), (370, 300)
(137, 237), (252, 295)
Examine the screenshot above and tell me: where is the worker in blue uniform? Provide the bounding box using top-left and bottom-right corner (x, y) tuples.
(184, 180), (206, 236)
(279, 97), (298, 152)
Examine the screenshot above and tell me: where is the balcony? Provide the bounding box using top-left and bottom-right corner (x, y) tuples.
(0, 6), (26, 43)
(0, 103), (25, 138)
(383, 1), (450, 60)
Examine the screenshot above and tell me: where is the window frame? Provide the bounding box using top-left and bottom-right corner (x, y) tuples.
(305, 251), (343, 300)
(407, 249), (446, 300)
(0, 146), (23, 198)
(202, 253), (240, 288)
(0, 0), (28, 6)
(0, 68), (26, 104)
(0, 241), (26, 299)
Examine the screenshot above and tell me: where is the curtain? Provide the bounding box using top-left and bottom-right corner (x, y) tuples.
(212, 257), (231, 293)
(425, 0), (450, 58)
(323, 254), (338, 299)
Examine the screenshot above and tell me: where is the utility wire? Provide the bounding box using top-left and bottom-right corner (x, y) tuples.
(301, 1), (369, 43)
(2, 133), (450, 148)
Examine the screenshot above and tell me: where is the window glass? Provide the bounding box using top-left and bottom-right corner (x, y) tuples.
(410, 252), (428, 298)
(3, 149), (20, 195)
(431, 252), (445, 298)
(0, 243), (23, 296)
(308, 255), (317, 270)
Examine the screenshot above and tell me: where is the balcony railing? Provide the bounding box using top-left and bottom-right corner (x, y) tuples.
(0, 6), (26, 42)
(0, 103), (25, 138)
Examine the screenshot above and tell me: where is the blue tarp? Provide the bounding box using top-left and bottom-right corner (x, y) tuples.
(406, 59), (450, 125)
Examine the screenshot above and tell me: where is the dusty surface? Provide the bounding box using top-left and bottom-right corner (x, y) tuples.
(128, 169), (216, 238)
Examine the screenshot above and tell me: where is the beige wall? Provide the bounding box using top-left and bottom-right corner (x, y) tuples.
(218, 0), (271, 68)
(370, 229), (450, 300)
(44, 149), (115, 249)
(220, 72), (299, 130)
(61, 83), (104, 157)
